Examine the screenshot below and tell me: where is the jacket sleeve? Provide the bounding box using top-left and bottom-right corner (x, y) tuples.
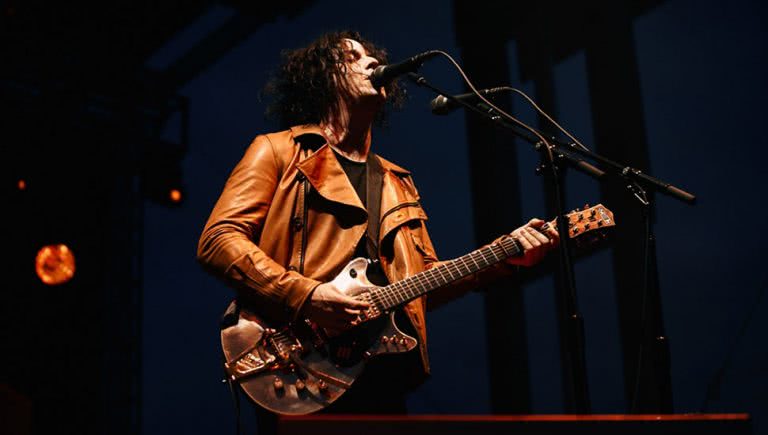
(417, 222), (518, 311)
(197, 135), (320, 322)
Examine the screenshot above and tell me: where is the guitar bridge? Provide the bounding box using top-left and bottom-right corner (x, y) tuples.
(224, 328), (302, 381)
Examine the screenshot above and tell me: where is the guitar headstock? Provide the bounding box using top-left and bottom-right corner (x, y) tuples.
(555, 203), (615, 247)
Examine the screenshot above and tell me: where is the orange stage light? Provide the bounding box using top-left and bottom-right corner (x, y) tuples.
(18, 179), (26, 190)
(169, 188), (182, 203)
(35, 244), (76, 285)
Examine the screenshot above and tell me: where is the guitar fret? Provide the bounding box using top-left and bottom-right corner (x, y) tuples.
(458, 256), (471, 275)
(489, 246), (501, 262)
(433, 267), (449, 286)
(480, 248), (493, 265)
(376, 236), (525, 311)
(426, 270), (439, 288)
(396, 280), (409, 304)
(384, 285), (395, 306)
(388, 283), (398, 304)
(469, 251), (481, 270)
(394, 281), (406, 304)
(445, 264), (456, 280)
(414, 274), (428, 293)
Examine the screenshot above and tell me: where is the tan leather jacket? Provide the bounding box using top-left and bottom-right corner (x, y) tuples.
(198, 124), (512, 373)
(198, 125), (444, 371)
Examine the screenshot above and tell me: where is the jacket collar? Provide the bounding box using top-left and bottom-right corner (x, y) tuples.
(292, 124), (415, 216)
(296, 143), (364, 210)
(290, 124), (411, 176)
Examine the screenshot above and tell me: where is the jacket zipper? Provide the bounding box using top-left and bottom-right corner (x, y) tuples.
(299, 178), (309, 274)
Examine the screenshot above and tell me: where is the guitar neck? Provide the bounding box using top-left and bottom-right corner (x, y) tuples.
(372, 236), (521, 311)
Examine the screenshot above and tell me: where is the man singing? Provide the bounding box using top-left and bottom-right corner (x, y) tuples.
(197, 30), (558, 420)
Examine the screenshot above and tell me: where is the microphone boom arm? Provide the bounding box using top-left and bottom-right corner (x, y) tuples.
(409, 73), (696, 204)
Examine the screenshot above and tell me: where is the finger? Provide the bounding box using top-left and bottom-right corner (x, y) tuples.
(515, 233), (533, 251)
(528, 227), (551, 244)
(340, 295), (370, 309)
(331, 291), (370, 309)
(541, 225), (559, 242)
(527, 218), (546, 228)
(343, 308), (363, 317)
(547, 228), (560, 243)
(520, 228), (542, 247)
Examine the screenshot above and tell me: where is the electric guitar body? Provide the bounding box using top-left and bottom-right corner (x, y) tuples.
(221, 258), (416, 415)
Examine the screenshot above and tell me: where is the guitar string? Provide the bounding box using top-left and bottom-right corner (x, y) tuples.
(380, 241), (511, 307)
(377, 215), (585, 308)
(375, 238), (520, 310)
(360, 210), (604, 311)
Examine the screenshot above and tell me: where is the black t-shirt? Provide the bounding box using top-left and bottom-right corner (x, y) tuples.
(333, 149), (388, 286)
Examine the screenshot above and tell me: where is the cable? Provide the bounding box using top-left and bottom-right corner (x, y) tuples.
(426, 51), (558, 164)
(505, 86), (592, 153)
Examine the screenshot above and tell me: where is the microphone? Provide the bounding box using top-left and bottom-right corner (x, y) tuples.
(370, 50), (441, 88)
(429, 87), (509, 115)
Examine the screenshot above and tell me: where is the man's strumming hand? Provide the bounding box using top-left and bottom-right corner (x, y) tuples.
(302, 283), (370, 330)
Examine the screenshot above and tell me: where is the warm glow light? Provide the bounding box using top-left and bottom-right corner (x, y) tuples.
(18, 179), (26, 190)
(169, 189), (182, 203)
(35, 244), (76, 285)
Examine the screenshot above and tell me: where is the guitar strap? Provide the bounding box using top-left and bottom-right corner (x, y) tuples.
(365, 152), (383, 261)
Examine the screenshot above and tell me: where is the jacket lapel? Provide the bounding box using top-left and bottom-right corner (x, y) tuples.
(296, 143), (365, 211)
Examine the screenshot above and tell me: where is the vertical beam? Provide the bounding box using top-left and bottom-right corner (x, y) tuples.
(583, 2), (672, 413)
(455, 0), (531, 412)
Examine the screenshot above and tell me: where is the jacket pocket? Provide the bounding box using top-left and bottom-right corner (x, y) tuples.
(380, 202), (428, 243)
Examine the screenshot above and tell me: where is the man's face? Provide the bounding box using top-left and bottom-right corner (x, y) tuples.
(339, 38), (386, 104)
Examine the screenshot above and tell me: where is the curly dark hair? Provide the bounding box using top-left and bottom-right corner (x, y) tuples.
(264, 30), (407, 129)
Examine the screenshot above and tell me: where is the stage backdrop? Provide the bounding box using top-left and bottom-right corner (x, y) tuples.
(140, 1), (767, 434)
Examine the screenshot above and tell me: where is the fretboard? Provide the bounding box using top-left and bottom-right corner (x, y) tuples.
(370, 236), (521, 311)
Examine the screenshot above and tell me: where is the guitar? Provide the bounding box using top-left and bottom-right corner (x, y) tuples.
(221, 204), (615, 415)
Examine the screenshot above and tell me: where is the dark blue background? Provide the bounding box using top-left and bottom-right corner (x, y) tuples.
(138, 1), (767, 433)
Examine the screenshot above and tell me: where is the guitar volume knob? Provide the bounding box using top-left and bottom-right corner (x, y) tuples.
(273, 377), (284, 391)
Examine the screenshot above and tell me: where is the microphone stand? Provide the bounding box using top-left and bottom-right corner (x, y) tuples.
(408, 73), (593, 411)
(408, 72), (696, 413)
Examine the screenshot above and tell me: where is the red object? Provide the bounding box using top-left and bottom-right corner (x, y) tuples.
(278, 413), (751, 435)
